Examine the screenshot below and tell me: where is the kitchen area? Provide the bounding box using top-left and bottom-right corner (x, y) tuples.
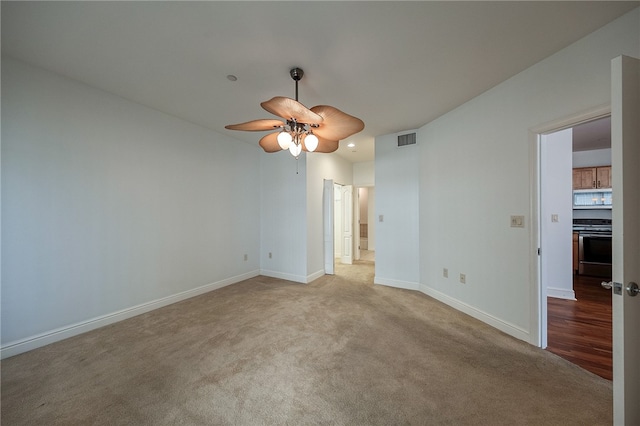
(571, 119), (612, 280)
(572, 166), (612, 278)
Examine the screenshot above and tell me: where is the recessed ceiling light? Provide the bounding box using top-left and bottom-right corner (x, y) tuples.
(347, 142), (355, 148)
(227, 75), (238, 82)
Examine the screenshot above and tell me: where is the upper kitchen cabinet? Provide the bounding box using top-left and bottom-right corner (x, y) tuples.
(573, 167), (595, 189)
(595, 166), (611, 188)
(572, 166), (611, 189)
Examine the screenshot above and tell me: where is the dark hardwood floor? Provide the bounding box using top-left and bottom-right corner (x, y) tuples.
(547, 274), (612, 380)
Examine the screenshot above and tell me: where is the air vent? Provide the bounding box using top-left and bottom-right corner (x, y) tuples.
(397, 133), (416, 147)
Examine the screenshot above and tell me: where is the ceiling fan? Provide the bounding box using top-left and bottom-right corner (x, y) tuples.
(225, 68), (364, 158)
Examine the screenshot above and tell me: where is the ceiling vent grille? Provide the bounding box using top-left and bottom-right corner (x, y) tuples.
(397, 133), (416, 147)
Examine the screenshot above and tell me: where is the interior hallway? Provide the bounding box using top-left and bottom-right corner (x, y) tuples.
(359, 250), (375, 262)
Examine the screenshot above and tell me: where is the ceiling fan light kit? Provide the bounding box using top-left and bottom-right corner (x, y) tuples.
(225, 68), (364, 159)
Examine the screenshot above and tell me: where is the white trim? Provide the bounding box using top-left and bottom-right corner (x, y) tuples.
(323, 179), (335, 275)
(260, 269), (307, 284)
(375, 276), (419, 291)
(306, 269), (326, 283)
(547, 287), (577, 300)
(530, 104), (611, 135)
(528, 129), (543, 347)
(419, 284), (531, 343)
(0, 270), (260, 359)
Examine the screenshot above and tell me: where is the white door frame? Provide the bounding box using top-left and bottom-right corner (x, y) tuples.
(333, 183), (343, 259)
(529, 104), (611, 348)
(341, 185), (354, 265)
(323, 179), (335, 274)
(354, 187), (361, 261)
(324, 181), (356, 271)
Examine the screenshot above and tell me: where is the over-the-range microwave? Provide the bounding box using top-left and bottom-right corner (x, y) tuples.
(573, 188), (612, 209)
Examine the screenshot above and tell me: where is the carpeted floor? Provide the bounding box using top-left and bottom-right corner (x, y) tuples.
(1, 260), (612, 425)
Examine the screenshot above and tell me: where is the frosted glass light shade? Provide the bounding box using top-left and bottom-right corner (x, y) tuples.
(304, 134), (318, 152)
(277, 131), (292, 149)
(289, 142), (302, 157)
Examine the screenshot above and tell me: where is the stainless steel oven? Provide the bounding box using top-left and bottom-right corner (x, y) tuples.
(578, 233), (612, 277)
(574, 218), (612, 278)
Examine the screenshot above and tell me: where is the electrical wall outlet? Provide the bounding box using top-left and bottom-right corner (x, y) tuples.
(459, 273), (466, 284)
(510, 215), (525, 228)
(443, 268), (448, 278)
(244, 254), (248, 261)
(269, 252), (272, 259)
(551, 214), (559, 222)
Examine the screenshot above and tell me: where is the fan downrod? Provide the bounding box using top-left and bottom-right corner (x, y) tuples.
(289, 67), (304, 101)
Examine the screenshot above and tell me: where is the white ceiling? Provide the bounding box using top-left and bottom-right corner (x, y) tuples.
(573, 116), (611, 152)
(2, 2), (637, 163)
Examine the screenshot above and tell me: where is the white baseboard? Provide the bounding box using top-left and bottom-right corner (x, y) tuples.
(419, 284), (530, 342)
(306, 269), (326, 283)
(0, 270), (260, 359)
(259, 269), (307, 284)
(261, 268), (325, 284)
(547, 287), (576, 300)
(375, 276), (419, 291)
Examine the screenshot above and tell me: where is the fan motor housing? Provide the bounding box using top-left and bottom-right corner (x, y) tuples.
(290, 67), (304, 81)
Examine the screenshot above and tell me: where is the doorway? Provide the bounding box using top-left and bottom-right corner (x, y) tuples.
(337, 184), (353, 265)
(323, 180), (375, 277)
(334, 185), (376, 284)
(334, 183), (344, 261)
(539, 114), (613, 379)
(357, 187), (375, 262)
(323, 180), (353, 274)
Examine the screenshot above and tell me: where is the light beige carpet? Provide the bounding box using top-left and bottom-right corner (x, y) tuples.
(1, 260), (612, 425)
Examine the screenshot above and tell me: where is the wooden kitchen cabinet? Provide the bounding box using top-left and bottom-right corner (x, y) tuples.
(572, 166), (611, 189)
(573, 168), (595, 189)
(595, 166), (611, 188)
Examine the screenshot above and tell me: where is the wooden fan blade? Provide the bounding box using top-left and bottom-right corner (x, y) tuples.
(302, 136), (339, 153)
(310, 105), (364, 141)
(258, 132), (283, 153)
(261, 97), (323, 124)
(225, 119), (284, 132)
